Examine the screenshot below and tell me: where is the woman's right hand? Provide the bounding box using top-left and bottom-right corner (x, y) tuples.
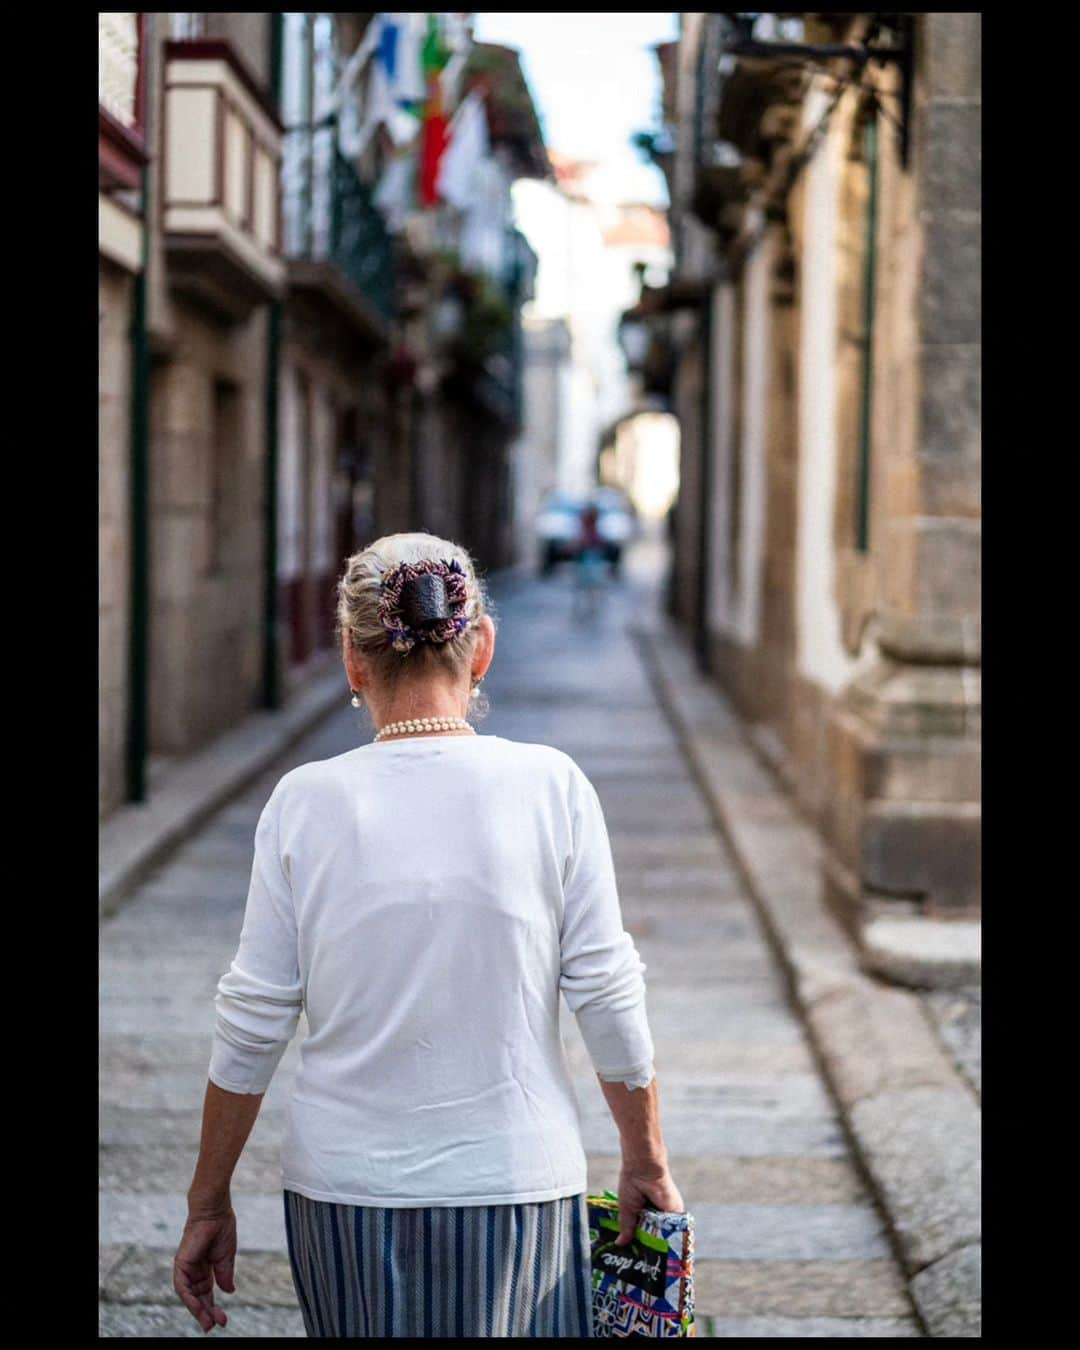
(614, 1160), (684, 1245)
(173, 1206), (237, 1333)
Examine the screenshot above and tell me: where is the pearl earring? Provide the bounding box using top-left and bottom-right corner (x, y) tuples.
(350, 690), (362, 708)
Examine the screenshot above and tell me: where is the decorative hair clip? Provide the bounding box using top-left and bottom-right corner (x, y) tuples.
(378, 558), (471, 653)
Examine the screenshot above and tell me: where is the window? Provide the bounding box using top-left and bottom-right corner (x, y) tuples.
(281, 13), (340, 259)
(854, 109), (878, 554)
(170, 14), (206, 41)
(207, 379), (241, 576)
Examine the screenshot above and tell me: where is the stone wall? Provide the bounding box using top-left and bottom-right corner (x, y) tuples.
(883, 11), (981, 662)
(147, 299), (268, 756)
(99, 261), (134, 817)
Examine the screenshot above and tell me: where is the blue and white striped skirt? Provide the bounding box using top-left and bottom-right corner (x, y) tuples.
(283, 1189), (594, 1338)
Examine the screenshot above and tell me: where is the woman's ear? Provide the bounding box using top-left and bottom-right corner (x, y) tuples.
(342, 634), (365, 692)
(472, 614), (496, 682)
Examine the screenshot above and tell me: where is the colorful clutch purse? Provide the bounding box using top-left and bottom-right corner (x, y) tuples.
(586, 1190), (696, 1337)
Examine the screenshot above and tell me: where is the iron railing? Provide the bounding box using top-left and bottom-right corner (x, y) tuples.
(473, 227), (530, 426)
(282, 124), (395, 324)
(474, 314), (523, 428)
(329, 149), (395, 323)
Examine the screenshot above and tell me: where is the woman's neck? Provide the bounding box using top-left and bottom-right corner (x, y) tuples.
(367, 687), (471, 732)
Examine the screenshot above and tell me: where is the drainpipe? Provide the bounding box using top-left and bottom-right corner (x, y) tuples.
(263, 12), (284, 710)
(126, 12), (153, 803)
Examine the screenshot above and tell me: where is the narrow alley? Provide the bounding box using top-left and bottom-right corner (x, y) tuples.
(99, 533), (920, 1337)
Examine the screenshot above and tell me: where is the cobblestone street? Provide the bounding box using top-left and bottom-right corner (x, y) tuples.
(99, 535), (922, 1337)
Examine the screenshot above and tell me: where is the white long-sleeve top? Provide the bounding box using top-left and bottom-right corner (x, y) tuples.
(208, 733), (655, 1207)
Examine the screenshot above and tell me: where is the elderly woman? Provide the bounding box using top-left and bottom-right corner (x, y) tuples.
(173, 532), (682, 1337)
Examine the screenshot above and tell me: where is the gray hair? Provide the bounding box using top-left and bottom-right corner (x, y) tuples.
(335, 531), (495, 699)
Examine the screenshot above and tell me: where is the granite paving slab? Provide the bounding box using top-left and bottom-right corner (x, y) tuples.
(692, 1258), (913, 1317)
(100, 1192), (289, 1253)
(100, 1141), (286, 1196)
(101, 1246), (298, 1307)
(584, 1154), (870, 1206)
(574, 1105), (848, 1159)
(703, 1314), (921, 1337)
(99, 1304), (307, 1338)
(687, 1202), (893, 1262)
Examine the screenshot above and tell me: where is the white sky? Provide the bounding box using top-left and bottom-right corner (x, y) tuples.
(471, 12), (678, 206)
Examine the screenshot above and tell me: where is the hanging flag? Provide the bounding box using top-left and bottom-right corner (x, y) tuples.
(436, 90), (490, 211)
(374, 149), (418, 233)
(338, 13), (423, 159)
(378, 15), (398, 82)
(394, 13), (428, 116)
(418, 14), (451, 207)
(460, 156), (513, 277)
(438, 12), (472, 113)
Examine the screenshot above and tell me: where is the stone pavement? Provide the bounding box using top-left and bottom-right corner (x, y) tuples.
(99, 535), (923, 1337)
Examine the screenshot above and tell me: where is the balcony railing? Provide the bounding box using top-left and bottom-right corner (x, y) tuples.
(434, 233), (527, 428)
(283, 125), (395, 334)
(474, 315), (523, 428)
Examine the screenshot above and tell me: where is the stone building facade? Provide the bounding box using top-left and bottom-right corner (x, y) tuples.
(99, 260), (137, 816)
(511, 316), (571, 568)
(141, 16), (283, 763)
(98, 12), (374, 812)
(99, 13), (148, 817)
(276, 12), (393, 694)
(637, 13), (981, 967)
(99, 13), (548, 821)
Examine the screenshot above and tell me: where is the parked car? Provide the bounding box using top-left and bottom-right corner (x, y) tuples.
(535, 487), (638, 576)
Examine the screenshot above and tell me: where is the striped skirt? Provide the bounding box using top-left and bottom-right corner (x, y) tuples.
(283, 1188), (594, 1338)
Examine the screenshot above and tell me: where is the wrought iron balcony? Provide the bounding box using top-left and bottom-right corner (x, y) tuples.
(282, 126), (395, 343)
(468, 308), (524, 430)
(492, 317), (525, 428)
(436, 257), (524, 429)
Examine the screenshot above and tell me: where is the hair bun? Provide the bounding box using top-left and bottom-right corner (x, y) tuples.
(400, 572), (450, 628)
(377, 558), (471, 653)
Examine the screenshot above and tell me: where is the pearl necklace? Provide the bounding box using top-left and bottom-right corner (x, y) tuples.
(374, 716), (474, 742)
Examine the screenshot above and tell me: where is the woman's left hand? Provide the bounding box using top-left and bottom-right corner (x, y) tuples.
(173, 1206), (237, 1333)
